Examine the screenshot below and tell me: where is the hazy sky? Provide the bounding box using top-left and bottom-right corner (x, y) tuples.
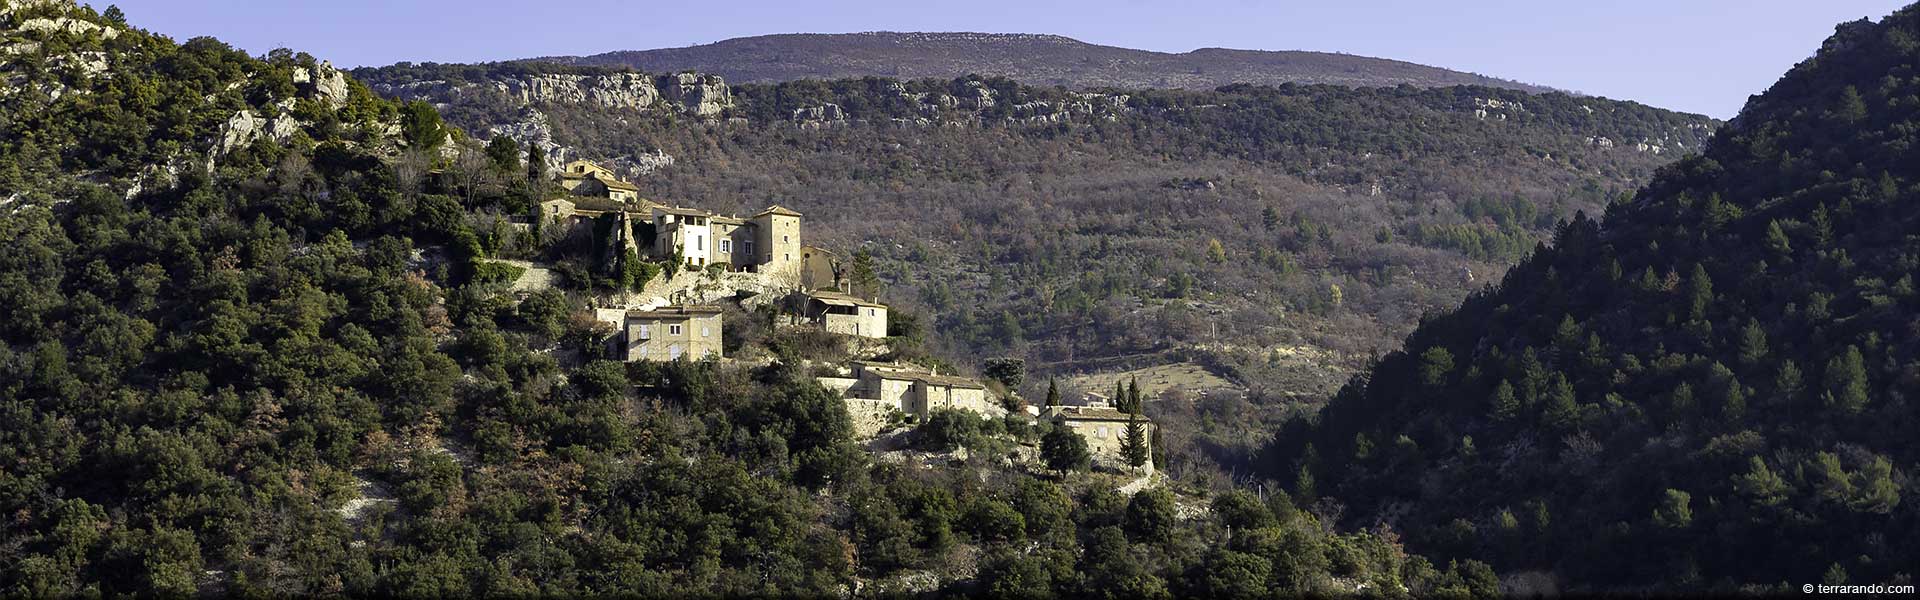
(112, 0), (1910, 118)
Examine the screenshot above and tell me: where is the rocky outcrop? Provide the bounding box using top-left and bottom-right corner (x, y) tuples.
(15, 16), (119, 40)
(657, 72), (730, 116)
(373, 71), (734, 117)
(293, 61), (350, 108)
(495, 72), (661, 110)
(792, 103), (846, 122)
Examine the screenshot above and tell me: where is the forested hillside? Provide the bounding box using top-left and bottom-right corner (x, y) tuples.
(358, 61), (1715, 406)
(0, 1), (1502, 596)
(1262, 8), (1920, 593)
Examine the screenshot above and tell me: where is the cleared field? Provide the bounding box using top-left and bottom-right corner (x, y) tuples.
(1068, 362), (1242, 401)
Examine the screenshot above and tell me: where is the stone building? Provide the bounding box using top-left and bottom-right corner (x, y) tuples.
(537, 161), (809, 286)
(792, 290), (888, 338)
(1042, 405), (1153, 468)
(651, 203), (804, 278)
(558, 160), (642, 203)
(618, 305), (723, 361)
(818, 361), (1000, 422)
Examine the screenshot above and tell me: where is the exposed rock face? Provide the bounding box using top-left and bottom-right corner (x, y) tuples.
(16, 16), (118, 40)
(792, 103), (846, 122)
(658, 72), (730, 116)
(484, 106), (676, 179)
(371, 72), (734, 116)
(215, 110), (264, 156)
(293, 61), (350, 108)
(495, 72), (661, 110)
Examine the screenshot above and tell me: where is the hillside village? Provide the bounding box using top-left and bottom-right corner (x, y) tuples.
(526, 159), (1156, 466)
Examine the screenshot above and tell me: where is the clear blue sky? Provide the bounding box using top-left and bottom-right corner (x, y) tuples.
(111, 0), (1910, 118)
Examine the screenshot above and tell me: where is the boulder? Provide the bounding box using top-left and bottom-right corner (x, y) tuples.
(293, 61), (350, 108)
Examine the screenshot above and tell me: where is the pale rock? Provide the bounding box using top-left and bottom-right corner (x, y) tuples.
(659, 72), (730, 116)
(791, 103), (845, 122)
(292, 61), (350, 108)
(267, 113), (300, 141)
(17, 16), (119, 40)
(215, 110), (264, 155)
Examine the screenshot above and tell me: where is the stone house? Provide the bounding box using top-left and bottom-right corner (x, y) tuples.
(819, 361), (1000, 422)
(537, 161), (809, 286)
(559, 160), (642, 203)
(792, 290), (888, 338)
(652, 203), (803, 279)
(1042, 405), (1153, 468)
(618, 305), (723, 361)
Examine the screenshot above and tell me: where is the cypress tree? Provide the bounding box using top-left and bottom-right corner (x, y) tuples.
(1120, 417), (1149, 473)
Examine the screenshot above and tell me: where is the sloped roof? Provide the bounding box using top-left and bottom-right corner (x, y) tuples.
(756, 204), (803, 218)
(654, 205), (713, 217)
(808, 290), (885, 308)
(901, 372), (986, 389)
(627, 305), (724, 318)
(572, 197), (632, 212)
(1045, 405), (1147, 423)
(599, 176), (641, 192)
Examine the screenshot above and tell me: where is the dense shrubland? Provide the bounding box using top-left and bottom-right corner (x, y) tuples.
(0, 2), (1501, 595)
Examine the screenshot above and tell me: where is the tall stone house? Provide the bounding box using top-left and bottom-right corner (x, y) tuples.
(540, 160), (806, 281)
(651, 204), (803, 277)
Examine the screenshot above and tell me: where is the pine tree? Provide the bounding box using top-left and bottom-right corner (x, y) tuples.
(1687, 264), (1713, 322)
(1262, 205), (1279, 231)
(1823, 345), (1868, 415)
(1653, 489), (1693, 529)
(1045, 378), (1061, 407)
(1738, 319), (1769, 366)
(1541, 373), (1579, 430)
(1489, 379), (1519, 422)
(1774, 361), (1805, 405)
(1206, 238), (1227, 263)
(1765, 219), (1793, 257)
(1836, 85), (1868, 125)
(1734, 456), (1788, 507)
(1120, 417), (1149, 473)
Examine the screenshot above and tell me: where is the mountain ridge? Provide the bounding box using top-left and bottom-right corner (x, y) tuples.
(530, 31), (1560, 95)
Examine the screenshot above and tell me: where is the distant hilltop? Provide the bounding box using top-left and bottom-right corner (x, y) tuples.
(533, 31), (1555, 93)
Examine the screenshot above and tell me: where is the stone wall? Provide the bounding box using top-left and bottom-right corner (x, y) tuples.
(846, 399), (904, 438)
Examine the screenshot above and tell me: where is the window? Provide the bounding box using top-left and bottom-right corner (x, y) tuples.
(637, 324), (652, 340)
(867, 308), (876, 316)
(784, 254), (790, 262)
(696, 235), (704, 251)
(669, 324), (683, 336)
(745, 240), (755, 255)
(720, 240), (731, 253)
(1098, 427), (1110, 438)
(701, 326), (710, 338)
(783, 235), (789, 243)
(669, 344), (682, 360)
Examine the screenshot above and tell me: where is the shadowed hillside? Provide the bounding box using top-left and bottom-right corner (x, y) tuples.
(1262, 7), (1920, 593)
